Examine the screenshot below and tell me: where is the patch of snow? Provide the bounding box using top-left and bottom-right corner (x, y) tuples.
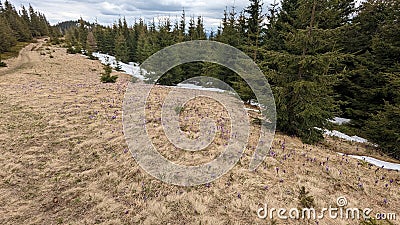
(244, 108), (260, 113)
(93, 52), (145, 80)
(250, 99), (264, 108)
(176, 83), (226, 93)
(92, 53), (231, 93)
(329, 117), (351, 125)
(339, 153), (400, 171)
(324, 130), (369, 143)
(316, 127), (369, 143)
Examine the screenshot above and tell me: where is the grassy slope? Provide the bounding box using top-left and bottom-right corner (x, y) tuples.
(0, 41), (398, 225)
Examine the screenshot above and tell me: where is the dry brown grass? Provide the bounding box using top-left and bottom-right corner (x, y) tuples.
(0, 40), (399, 225)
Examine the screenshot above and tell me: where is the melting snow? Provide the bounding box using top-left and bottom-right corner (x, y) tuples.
(93, 52), (230, 93)
(324, 130), (369, 143)
(330, 117), (351, 125)
(244, 108), (260, 113)
(339, 153), (400, 171)
(93, 52), (145, 80)
(176, 83), (226, 93)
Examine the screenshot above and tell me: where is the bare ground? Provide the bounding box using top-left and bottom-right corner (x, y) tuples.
(0, 40), (399, 225)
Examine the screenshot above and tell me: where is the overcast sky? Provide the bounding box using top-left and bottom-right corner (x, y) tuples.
(10, 0), (276, 31)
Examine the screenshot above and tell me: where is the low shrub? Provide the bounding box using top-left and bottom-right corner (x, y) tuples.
(100, 64), (118, 83)
(298, 186), (315, 209)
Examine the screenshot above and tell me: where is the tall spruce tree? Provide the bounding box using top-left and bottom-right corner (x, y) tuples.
(244, 0), (265, 61)
(196, 16), (206, 40)
(0, 6), (16, 54)
(261, 0), (355, 143)
(114, 32), (129, 63)
(86, 30), (97, 54)
(179, 10), (186, 41)
(3, 1), (31, 41)
(334, 0), (400, 158)
(188, 16), (196, 40)
(78, 17), (88, 50)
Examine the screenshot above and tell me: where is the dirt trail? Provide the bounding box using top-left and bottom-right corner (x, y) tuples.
(0, 39), (43, 76)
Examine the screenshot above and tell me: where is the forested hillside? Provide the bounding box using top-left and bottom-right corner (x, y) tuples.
(56, 20), (95, 35)
(1, 0), (398, 160)
(0, 0), (59, 64)
(62, 0), (400, 160)
(61, 0), (400, 158)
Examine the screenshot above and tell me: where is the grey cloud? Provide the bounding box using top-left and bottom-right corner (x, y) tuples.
(132, 0), (184, 11)
(11, 0), (274, 30)
(100, 9), (122, 16)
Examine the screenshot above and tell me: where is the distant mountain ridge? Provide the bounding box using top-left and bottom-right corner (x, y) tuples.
(55, 19), (95, 34)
